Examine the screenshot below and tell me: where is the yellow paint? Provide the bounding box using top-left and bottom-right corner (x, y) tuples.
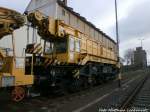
(56, 53), (69, 63)
(0, 57), (33, 87)
(27, 11), (119, 68)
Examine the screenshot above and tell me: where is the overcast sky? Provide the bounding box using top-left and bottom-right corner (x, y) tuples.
(0, 0), (150, 63)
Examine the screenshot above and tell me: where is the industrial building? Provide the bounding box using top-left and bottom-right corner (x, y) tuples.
(133, 47), (147, 69)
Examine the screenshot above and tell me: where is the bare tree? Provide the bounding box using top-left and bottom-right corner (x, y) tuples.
(124, 49), (134, 65)
(120, 57), (125, 65)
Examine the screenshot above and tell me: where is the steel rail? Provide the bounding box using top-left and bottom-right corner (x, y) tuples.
(120, 74), (148, 109)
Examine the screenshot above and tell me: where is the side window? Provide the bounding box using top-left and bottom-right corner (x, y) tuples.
(69, 37), (75, 51)
(75, 39), (80, 52)
(45, 41), (50, 53)
(44, 41), (53, 54)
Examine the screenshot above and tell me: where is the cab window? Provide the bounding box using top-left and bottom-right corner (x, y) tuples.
(75, 39), (80, 52)
(44, 38), (67, 54)
(69, 37), (75, 51)
(55, 38), (67, 53)
(44, 41), (54, 54)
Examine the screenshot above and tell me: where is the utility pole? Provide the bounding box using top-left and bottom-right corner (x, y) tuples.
(115, 0), (119, 51)
(115, 0), (121, 88)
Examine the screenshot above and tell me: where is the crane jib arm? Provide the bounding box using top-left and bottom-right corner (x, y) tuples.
(0, 7), (25, 39)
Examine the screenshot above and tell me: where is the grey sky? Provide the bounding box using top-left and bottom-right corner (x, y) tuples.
(0, 0), (150, 63)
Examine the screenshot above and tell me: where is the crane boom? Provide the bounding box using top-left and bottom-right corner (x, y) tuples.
(0, 7), (25, 39)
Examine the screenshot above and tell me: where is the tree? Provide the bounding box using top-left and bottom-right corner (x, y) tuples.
(120, 57), (125, 65)
(124, 49), (134, 65)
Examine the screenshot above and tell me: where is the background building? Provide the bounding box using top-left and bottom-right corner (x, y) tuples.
(133, 47), (147, 69)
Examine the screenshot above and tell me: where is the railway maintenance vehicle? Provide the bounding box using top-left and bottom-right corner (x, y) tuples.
(0, 7), (34, 102)
(0, 0), (120, 101)
(24, 0), (120, 94)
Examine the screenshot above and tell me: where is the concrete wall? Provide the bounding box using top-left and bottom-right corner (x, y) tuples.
(133, 47), (147, 69)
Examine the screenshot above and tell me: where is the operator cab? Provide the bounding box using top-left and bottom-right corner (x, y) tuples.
(43, 35), (81, 64)
(44, 38), (67, 55)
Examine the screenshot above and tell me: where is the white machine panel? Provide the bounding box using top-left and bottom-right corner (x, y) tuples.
(1, 76), (15, 87)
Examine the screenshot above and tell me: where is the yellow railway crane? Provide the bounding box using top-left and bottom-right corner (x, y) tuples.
(24, 0), (119, 94)
(0, 7), (33, 102)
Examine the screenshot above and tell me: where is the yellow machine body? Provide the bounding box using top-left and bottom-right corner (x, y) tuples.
(27, 11), (118, 66)
(0, 57), (33, 87)
(0, 7), (34, 88)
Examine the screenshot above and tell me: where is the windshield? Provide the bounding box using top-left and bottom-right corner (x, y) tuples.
(44, 38), (67, 54)
(55, 39), (67, 53)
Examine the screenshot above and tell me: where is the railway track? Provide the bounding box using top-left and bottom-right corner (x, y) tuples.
(120, 74), (148, 109)
(79, 70), (149, 112)
(0, 70), (148, 112)
(120, 72), (150, 111)
(0, 77), (119, 112)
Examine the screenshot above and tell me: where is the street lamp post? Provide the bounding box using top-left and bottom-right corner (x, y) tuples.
(115, 0), (119, 51)
(115, 0), (121, 87)
(138, 38), (144, 48)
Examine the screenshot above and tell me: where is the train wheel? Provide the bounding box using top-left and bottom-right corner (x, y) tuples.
(11, 86), (25, 102)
